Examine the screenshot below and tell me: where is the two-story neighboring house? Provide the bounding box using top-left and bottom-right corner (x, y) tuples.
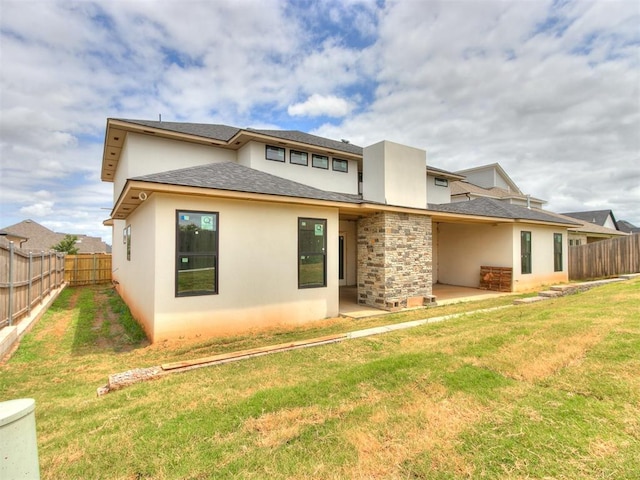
(102, 118), (578, 342)
(450, 163), (546, 209)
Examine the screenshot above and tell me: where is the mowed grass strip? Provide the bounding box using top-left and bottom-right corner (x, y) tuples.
(0, 280), (638, 479)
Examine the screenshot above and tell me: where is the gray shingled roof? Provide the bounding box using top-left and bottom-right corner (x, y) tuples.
(131, 162), (363, 204)
(116, 119), (363, 155)
(429, 198), (580, 225)
(617, 220), (640, 234)
(247, 128), (363, 155)
(115, 119), (241, 142)
(427, 165), (465, 179)
(561, 210), (618, 228)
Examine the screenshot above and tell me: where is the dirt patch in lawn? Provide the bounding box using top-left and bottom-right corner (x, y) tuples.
(33, 289), (79, 343)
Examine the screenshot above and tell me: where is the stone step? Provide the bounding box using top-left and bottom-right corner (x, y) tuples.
(513, 296), (548, 305)
(550, 284), (577, 292)
(538, 290), (563, 298)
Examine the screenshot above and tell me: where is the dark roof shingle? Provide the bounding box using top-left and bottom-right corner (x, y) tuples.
(115, 119), (241, 142)
(115, 119), (363, 155)
(561, 210), (617, 228)
(429, 198), (580, 225)
(132, 162), (363, 204)
(247, 129), (363, 155)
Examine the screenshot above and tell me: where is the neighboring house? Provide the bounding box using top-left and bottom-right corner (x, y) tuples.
(102, 118), (579, 342)
(450, 163), (546, 209)
(0, 220), (111, 253)
(446, 171), (627, 246)
(0, 230), (28, 248)
(561, 210), (619, 231)
(531, 211), (628, 245)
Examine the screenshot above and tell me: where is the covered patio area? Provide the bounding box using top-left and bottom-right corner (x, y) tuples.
(339, 284), (512, 318)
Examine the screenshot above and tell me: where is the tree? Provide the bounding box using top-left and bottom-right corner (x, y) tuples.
(51, 234), (79, 254)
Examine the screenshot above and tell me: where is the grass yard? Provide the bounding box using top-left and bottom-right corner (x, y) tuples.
(1, 280), (639, 479)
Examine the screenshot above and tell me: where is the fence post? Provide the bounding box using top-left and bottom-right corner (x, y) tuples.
(8, 242), (14, 326)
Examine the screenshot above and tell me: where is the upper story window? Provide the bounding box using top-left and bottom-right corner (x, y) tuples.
(290, 150), (308, 166)
(434, 177), (448, 187)
(312, 154), (329, 169)
(332, 158), (348, 173)
(266, 145), (285, 162)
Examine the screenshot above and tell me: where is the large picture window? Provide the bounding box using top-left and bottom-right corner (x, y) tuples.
(176, 211), (218, 296)
(298, 218), (326, 288)
(554, 233), (563, 272)
(521, 231), (532, 274)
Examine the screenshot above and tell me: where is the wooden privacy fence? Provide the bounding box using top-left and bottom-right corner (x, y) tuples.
(569, 233), (640, 281)
(64, 254), (112, 286)
(0, 243), (65, 328)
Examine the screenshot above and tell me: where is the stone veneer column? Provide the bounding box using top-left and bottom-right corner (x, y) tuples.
(357, 212), (432, 310)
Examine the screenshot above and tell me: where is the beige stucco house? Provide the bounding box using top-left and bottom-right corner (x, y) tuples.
(102, 118), (578, 342)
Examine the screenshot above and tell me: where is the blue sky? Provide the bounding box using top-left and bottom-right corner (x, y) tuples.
(1, 0), (639, 245)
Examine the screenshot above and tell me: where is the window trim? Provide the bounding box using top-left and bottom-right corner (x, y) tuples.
(298, 217), (327, 289)
(265, 145), (285, 162)
(434, 177), (449, 187)
(554, 233), (563, 272)
(175, 210), (219, 297)
(332, 158), (348, 173)
(290, 149), (308, 166)
(312, 154), (329, 169)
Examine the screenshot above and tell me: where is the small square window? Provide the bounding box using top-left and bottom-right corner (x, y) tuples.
(266, 145), (285, 162)
(312, 154), (329, 169)
(290, 150), (308, 166)
(332, 158), (348, 172)
(434, 177), (448, 187)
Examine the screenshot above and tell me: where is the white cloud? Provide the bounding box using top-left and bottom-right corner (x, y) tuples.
(19, 200), (55, 217)
(288, 94), (354, 117)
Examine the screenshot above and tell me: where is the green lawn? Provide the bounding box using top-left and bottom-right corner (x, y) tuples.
(1, 279), (638, 479)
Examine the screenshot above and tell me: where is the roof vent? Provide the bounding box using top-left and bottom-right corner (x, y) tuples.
(341, 139), (350, 144)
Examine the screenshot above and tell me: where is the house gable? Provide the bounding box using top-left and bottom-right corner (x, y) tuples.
(455, 163), (522, 194)
(561, 210), (619, 230)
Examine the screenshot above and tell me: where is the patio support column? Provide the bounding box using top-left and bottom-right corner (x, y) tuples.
(357, 211), (432, 310)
